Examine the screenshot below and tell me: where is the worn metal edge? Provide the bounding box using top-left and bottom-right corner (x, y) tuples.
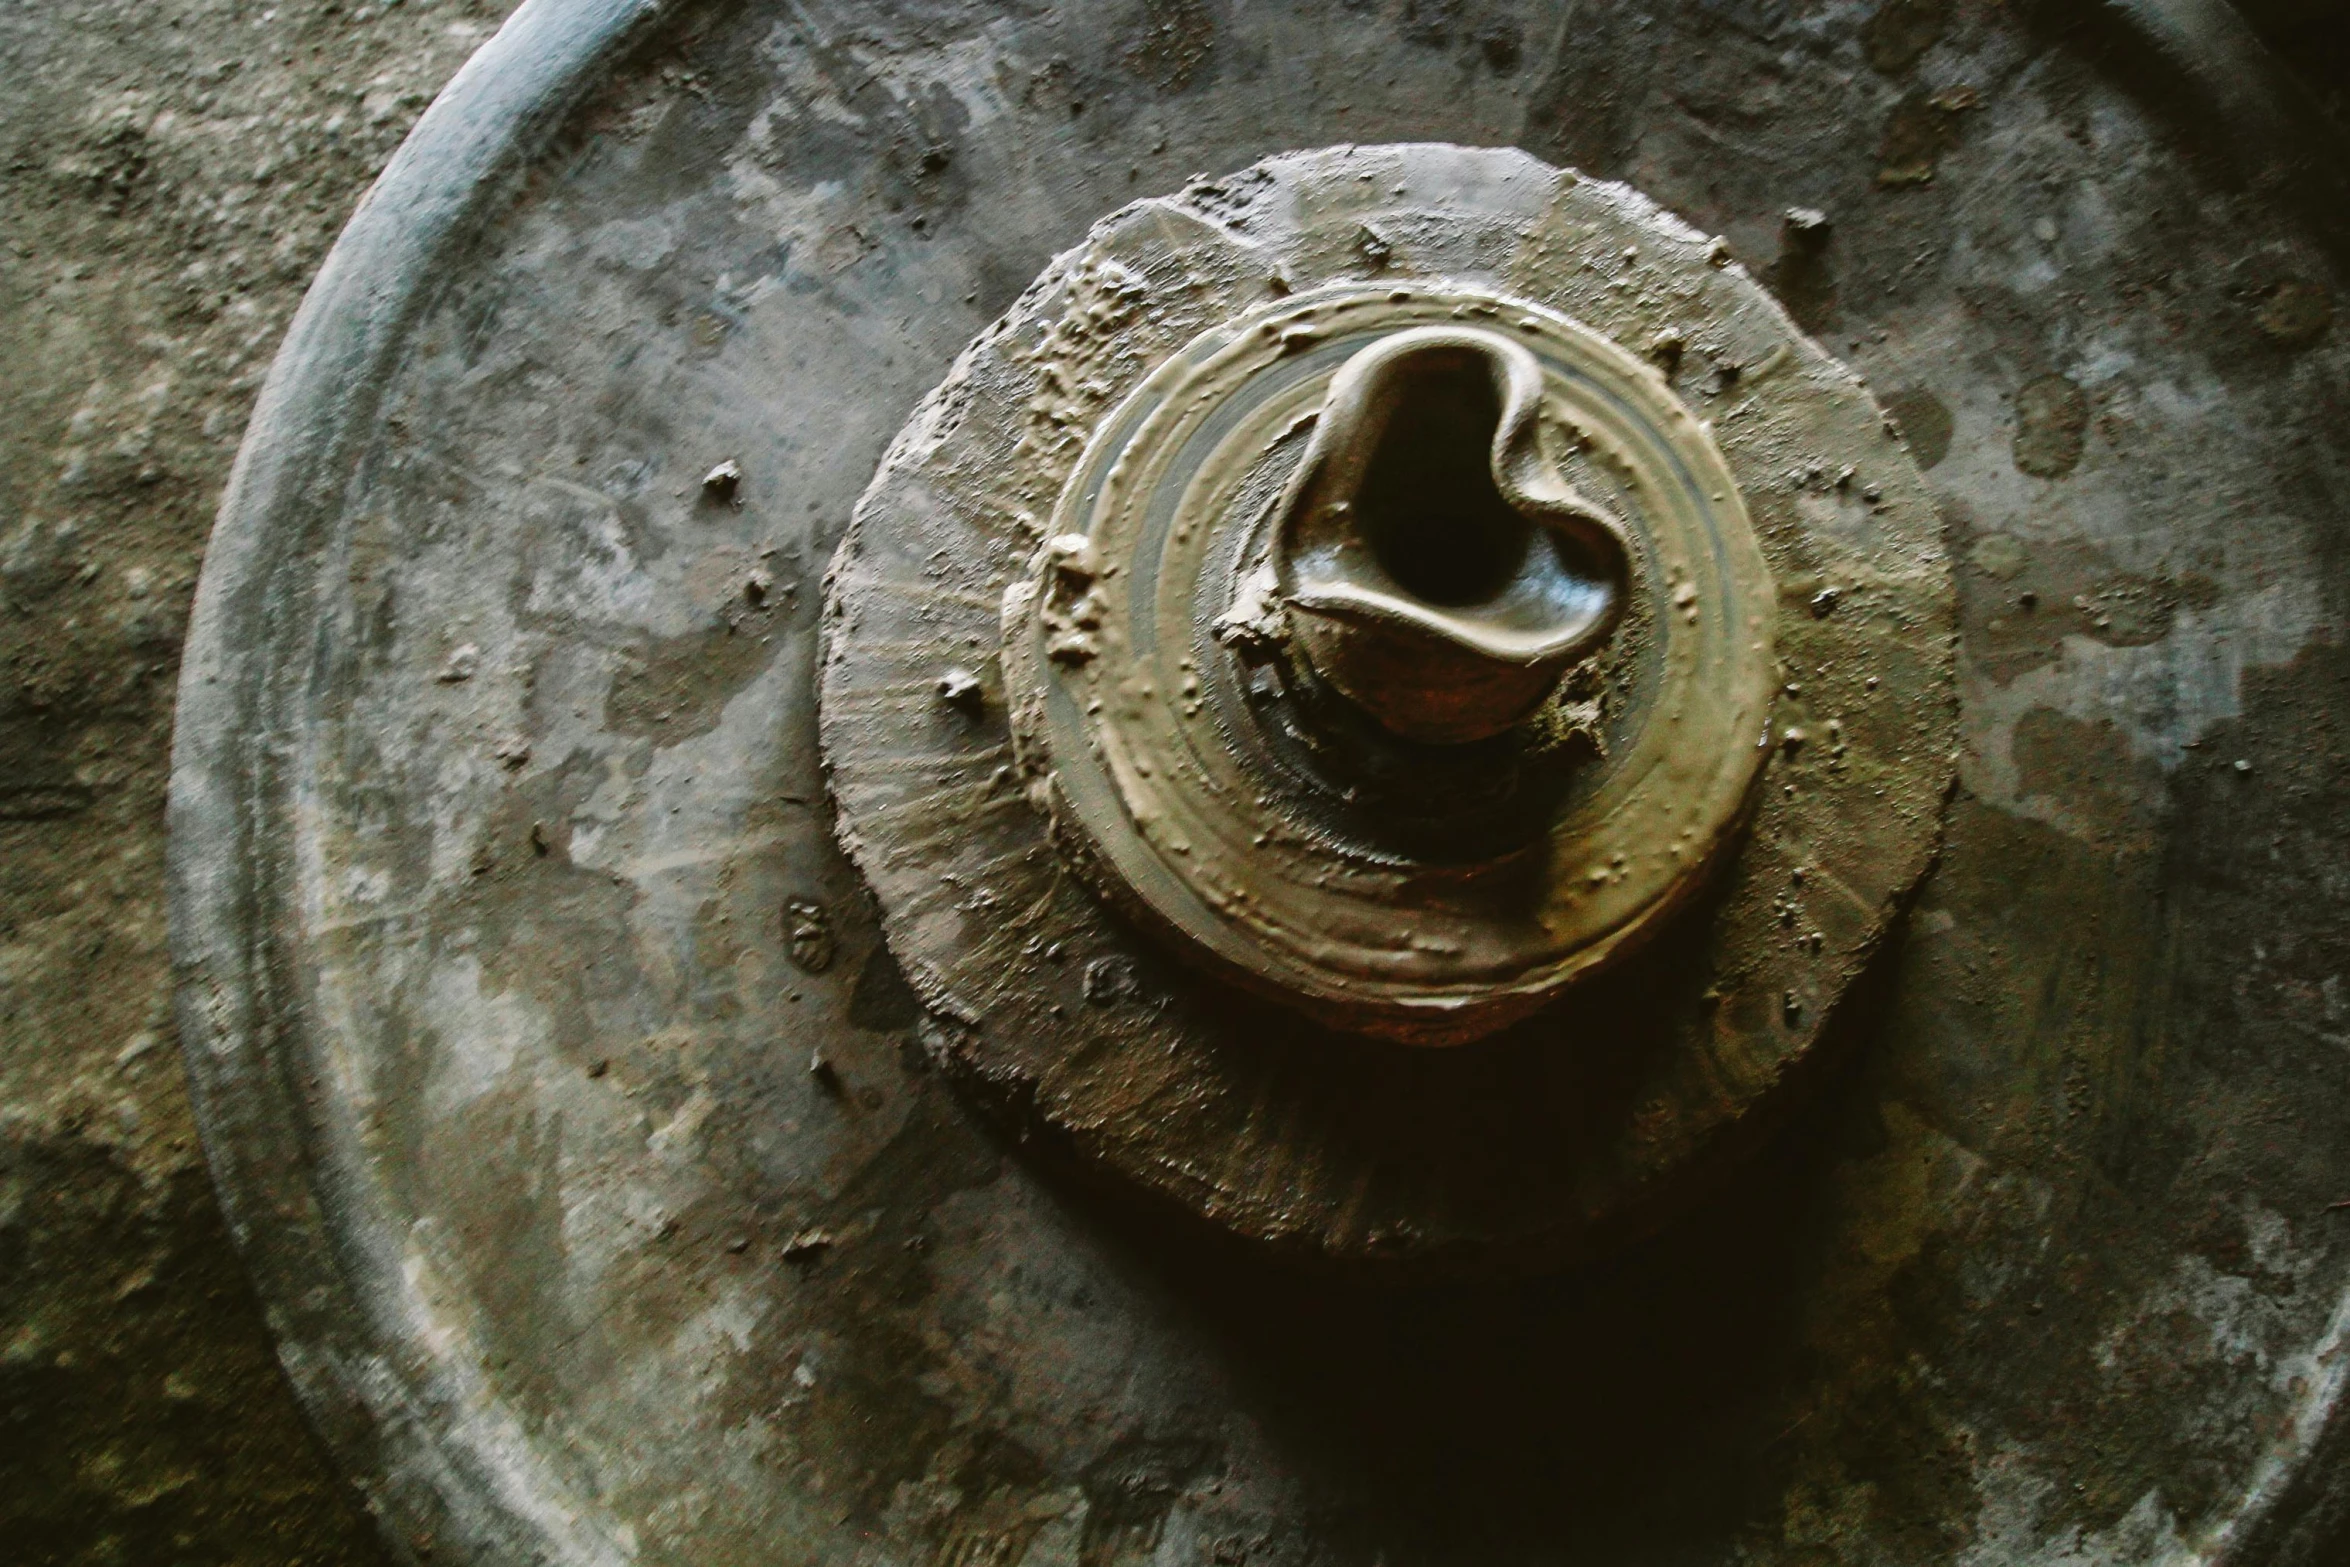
(2051, 0), (2350, 267)
(2071, 5), (2350, 1561)
(165, 2), (675, 1563)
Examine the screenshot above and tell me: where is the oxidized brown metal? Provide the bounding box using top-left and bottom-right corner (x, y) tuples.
(1264, 323), (1634, 745)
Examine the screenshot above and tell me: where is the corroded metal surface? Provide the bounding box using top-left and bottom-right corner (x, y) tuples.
(821, 144), (1953, 1258)
(1265, 322), (1635, 746)
(169, 0), (2350, 1564)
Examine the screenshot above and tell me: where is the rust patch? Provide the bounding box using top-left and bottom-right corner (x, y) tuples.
(2012, 373), (2089, 479)
(605, 620), (775, 738)
(1122, 0), (1216, 93)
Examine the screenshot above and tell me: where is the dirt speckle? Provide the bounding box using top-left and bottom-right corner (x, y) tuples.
(786, 897), (838, 974)
(1875, 87), (1977, 186)
(1122, 0), (1216, 93)
(700, 456), (743, 502)
(1399, 0), (1465, 47)
(1477, 21), (1525, 72)
(2256, 277), (2334, 347)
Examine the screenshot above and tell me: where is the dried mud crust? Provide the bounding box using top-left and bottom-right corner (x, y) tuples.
(0, 2), (515, 1562)
(821, 144), (1957, 1270)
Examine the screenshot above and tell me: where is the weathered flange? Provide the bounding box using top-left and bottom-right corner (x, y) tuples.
(820, 143), (1957, 1266)
(996, 281), (1776, 1042)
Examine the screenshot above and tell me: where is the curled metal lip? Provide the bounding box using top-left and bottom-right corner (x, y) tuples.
(1275, 325), (1633, 674)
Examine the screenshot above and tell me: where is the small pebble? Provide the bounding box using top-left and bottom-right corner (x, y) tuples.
(783, 1227), (835, 1263)
(701, 458), (742, 503)
(1781, 207), (1832, 249)
(936, 666), (983, 710)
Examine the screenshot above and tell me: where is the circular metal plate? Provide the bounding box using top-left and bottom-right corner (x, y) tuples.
(171, 1), (2350, 1563)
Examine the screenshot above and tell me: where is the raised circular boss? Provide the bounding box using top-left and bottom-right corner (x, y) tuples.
(822, 143), (1953, 1267)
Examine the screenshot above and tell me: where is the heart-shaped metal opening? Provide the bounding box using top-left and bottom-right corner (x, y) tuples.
(1272, 326), (1633, 744)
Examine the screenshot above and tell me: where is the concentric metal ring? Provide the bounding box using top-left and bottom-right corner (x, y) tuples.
(819, 142), (1954, 1266)
(1003, 283), (1777, 1041)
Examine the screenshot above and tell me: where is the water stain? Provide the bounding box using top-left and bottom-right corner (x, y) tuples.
(1862, 0), (1950, 74)
(1955, 520), (2209, 683)
(706, 1086), (1008, 1529)
(2012, 708), (2164, 853)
